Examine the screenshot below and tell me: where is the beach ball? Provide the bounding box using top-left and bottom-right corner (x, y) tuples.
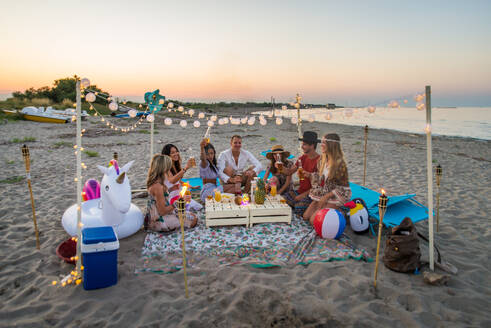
(86, 92), (96, 103)
(193, 120), (200, 128)
(313, 208), (346, 239)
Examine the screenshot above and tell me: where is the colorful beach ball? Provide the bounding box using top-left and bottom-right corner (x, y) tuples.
(313, 208), (346, 239)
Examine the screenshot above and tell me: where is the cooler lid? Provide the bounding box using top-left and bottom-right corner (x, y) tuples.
(82, 226), (117, 244)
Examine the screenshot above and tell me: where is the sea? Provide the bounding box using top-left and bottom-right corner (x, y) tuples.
(257, 107), (491, 141)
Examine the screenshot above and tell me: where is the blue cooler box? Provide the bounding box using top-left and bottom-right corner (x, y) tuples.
(81, 226), (119, 290)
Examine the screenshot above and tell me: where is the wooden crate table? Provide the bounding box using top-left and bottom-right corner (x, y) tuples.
(205, 197), (249, 228)
(248, 195), (292, 227)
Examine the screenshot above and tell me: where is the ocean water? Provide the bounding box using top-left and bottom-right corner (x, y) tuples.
(258, 107), (491, 140)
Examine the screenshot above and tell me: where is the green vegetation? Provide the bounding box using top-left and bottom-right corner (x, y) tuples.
(53, 141), (72, 148)
(269, 137), (277, 142)
(353, 141), (361, 145)
(10, 136), (36, 143)
(0, 176), (24, 184)
(83, 150), (99, 157)
(5, 160), (15, 165)
(138, 130), (151, 134)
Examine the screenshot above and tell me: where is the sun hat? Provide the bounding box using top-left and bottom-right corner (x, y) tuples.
(266, 145), (291, 160)
(299, 131), (321, 144)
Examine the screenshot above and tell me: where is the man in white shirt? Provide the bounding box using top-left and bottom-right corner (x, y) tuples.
(217, 135), (262, 194)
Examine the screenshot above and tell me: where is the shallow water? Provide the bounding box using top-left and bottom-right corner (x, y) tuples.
(258, 107), (491, 140)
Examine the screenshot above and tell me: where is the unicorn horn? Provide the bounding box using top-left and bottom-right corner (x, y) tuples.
(116, 172), (126, 184)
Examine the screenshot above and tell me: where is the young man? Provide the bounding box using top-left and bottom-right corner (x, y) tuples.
(284, 131), (320, 216)
(217, 135), (262, 194)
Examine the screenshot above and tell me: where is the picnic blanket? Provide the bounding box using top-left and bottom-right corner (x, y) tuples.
(136, 215), (371, 274)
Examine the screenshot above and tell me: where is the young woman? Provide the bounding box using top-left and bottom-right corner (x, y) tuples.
(264, 145), (293, 196)
(303, 133), (351, 224)
(144, 154), (197, 232)
(199, 138), (223, 202)
(161, 144), (202, 211)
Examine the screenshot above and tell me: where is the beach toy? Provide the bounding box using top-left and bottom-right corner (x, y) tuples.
(62, 160), (143, 239)
(344, 198), (369, 233)
(82, 179), (100, 201)
(313, 208), (346, 239)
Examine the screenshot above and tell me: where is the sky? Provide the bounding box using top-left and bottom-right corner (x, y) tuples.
(0, 0), (490, 106)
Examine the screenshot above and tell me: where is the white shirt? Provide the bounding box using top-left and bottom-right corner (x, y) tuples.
(217, 148), (262, 182)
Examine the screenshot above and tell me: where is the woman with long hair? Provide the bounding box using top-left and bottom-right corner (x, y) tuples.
(303, 133), (351, 224)
(199, 138), (223, 202)
(144, 154), (197, 232)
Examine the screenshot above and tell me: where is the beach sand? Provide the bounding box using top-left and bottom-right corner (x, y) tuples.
(1, 112), (490, 327)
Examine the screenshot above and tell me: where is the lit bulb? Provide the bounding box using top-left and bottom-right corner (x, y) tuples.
(344, 108), (354, 118)
(146, 114), (155, 122)
(188, 109), (195, 116)
(198, 112), (205, 119)
(52, 281), (57, 286)
(211, 115), (217, 122)
(167, 102), (174, 109)
(414, 94), (425, 102)
(267, 112), (273, 118)
(308, 114), (315, 123)
(416, 103), (425, 111)
(81, 78), (90, 88)
(159, 99), (165, 105)
(403, 99), (408, 104)
(193, 120), (200, 128)
(367, 106), (376, 114)
(241, 117), (248, 124)
(281, 105), (287, 110)
(325, 112), (333, 120)
(128, 109), (137, 118)
(207, 120), (214, 127)
(164, 118), (172, 126)
(291, 117), (298, 124)
(180, 120), (187, 127)
(294, 103), (300, 109)
(425, 123), (431, 134)
(108, 102), (118, 111)
(178, 106), (184, 112)
(275, 117), (283, 125)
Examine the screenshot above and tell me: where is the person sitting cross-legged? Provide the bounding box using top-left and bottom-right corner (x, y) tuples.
(217, 135), (262, 194)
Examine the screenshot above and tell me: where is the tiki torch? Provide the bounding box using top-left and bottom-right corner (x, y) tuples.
(374, 189), (388, 288)
(436, 165), (442, 232)
(21, 144), (40, 249)
(113, 152), (118, 161)
(177, 185), (189, 298)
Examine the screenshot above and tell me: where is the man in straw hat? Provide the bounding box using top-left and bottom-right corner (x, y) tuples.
(283, 131), (320, 216)
(218, 135), (262, 194)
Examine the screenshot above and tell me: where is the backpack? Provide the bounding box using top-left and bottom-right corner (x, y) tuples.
(383, 217), (421, 273)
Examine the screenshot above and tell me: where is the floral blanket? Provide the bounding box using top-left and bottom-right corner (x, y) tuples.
(136, 215), (371, 274)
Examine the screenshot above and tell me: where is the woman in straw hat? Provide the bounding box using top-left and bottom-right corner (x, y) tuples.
(264, 145), (294, 196)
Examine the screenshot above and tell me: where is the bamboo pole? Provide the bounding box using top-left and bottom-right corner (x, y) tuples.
(436, 165), (442, 232)
(150, 119), (154, 162)
(21, 145), (40, 249)
(113, 152), (118, 161)
(363, 125), (368, 186)
(425, 85), (434, 271)
(75, 80), (82, 275)
(176, 197), (189, 298)
(374, 191), (387, 288)
(296, 93), (302, 152)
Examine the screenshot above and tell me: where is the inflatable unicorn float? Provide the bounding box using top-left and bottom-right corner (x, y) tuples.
(62, 160), (143, 239)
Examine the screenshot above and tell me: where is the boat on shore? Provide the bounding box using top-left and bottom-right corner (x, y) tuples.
(2, 106), (89, 124)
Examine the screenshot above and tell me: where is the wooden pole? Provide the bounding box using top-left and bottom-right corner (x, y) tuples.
(296, 93), (302, 152)
(374, 192), (387, 288)
(150, 119), (154, 162)
(113, 152), (118, 161)
(21, 145), (40, 249)
(425, 85), (434, 271)
(176, 198), (189, 298)
(75, 80), (83, 275)
(363, 125), (368, 186)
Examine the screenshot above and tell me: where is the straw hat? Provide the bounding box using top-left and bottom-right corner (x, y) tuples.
(266, 145), (290, 160)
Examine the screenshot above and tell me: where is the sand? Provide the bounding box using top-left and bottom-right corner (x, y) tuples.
(1, 111), (490, 327)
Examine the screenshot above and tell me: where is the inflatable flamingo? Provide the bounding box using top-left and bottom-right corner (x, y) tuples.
(62, 160), (143, 239)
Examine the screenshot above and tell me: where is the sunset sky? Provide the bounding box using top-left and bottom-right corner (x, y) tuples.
(1, 0), (490, 106)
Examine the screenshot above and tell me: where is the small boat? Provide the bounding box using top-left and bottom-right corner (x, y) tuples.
(21, 107), (70, 123)
(19, 106), (89, 124)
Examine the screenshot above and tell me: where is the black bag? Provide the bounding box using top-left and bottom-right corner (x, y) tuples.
(383, 217), (421, 273)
